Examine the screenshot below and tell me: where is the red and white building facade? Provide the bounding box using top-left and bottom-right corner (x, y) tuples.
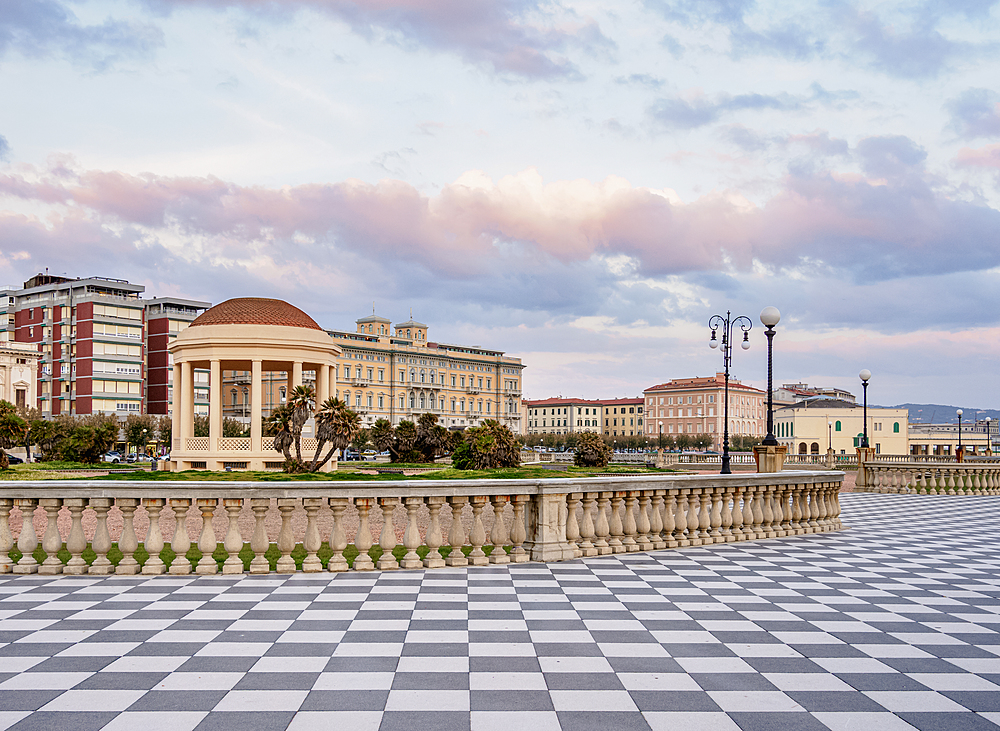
(644, 373), (767, 450)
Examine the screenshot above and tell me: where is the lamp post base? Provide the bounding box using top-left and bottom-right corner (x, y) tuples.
(754, 444), (787, 473)
(856, 447), (877, 486)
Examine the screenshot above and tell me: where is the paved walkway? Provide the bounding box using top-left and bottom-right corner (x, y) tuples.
(1, 493), (998, 731)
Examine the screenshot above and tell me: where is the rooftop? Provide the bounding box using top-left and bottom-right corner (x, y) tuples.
(191, 297), (322, 330)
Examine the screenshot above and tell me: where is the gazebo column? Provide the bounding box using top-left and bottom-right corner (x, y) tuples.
(209, 359), (222, 452)
(318, 364), (330, 404)
(180, 361), (194, 447)
(292, 361), (303, 391)
(171, 363), (181, 452)
(251, 360), (263, 450)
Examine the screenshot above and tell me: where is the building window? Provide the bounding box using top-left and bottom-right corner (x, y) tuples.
(835, 421), (841, 431)
(893, 422), (899, 433)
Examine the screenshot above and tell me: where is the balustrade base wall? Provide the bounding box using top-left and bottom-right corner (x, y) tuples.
(0, 473), (844, 577)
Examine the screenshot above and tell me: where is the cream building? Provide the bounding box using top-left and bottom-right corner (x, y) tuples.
(0, 337), (40, 411)
(601, 398), (644, 437)
(644, 373), (766, 450)
(524, 398), (604, 436)
(908, 422), (990, 456)
(218, 313), (525, 434)
(168, 298), (341, 472)
(775, 399), (909, 456)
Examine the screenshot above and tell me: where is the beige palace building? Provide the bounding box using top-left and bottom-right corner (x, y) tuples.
(775, 399), (909, 456)
(644, 373), (766, 449)
(223, 313), (525, 433)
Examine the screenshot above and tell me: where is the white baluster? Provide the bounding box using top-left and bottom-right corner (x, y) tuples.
(445, 496), (468, 567)
(353, 498), (376, 571)
(509, 495), (529, 563)
(276, 498), (297, 573)
(649, 492), (665, 550)
(608, 493), (625, 553)
(622, 493), (639, 552)
(142, 499), (166, 575)
(327, 498), (350, 572)
(89, 498), (114, 575)
(594, 492), (612, 555)
(709, 488), (723, 543)
(663, 492), (678, 548)
(424, 497), (446, 568)
(400, 497), (424, 569)
(301, 498), (323, 573)
(12, 499), (39, 574)
(578, 493), (598, 556)
(116, 499), (140, 575)
(38, 498), (63, 575)
(761, 487), (775, 539)
(223, 498), (246, 574)
(468, 496), (489, 566)
(249, 498), (270, 574)
(489, 495), (511, 564)
(377, 497), (400, 570)
(196, 498), (219, 575)
(63, 498), (88, 575)
(168, 498), (193, 575)
(742, 488), (755, 539)
(0, 499), (13, 574)
(730, 487), (744, 541)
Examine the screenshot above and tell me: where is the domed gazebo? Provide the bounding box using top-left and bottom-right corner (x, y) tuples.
(167, 298), (341, 471)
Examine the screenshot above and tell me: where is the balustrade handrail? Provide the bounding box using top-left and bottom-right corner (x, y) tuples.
(0, 471), (845, 578)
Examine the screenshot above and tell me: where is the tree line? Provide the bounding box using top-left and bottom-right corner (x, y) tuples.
(518, 431), (762, 452)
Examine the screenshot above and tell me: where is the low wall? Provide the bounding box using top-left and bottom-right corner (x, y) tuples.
(0, 471), (844, 577)
(855, 461), (1000, 494)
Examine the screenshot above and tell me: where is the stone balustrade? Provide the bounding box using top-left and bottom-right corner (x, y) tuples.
(857, 462), (1000, 495)
(0, 472), (843, 576)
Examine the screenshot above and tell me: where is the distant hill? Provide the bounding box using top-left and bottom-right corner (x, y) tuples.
(880, 403), (1000, 424)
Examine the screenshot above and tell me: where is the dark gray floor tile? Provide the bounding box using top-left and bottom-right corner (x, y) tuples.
(555, 711), (651, 731)
(896, 712), (1000, 731)
(74, 672), (168, 690)
(0, 691), (64, 711)
(8, 711), (118, 731)
(629, 690), (721, 712)
(786, 690), (886, 712)
(692, 673), (778, 691)
(470, 690), (553, 711)
(391, 672), (469, 690)
(193, 711), (295, 731)
(544, 672), (624, 690)
(128, 690), (227, 711)
(233, 672), (319, 690)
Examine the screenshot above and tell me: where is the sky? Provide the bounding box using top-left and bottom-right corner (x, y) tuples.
(1, 0), (999, 409)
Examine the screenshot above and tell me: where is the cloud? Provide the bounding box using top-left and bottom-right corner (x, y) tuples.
(0, 135), (9, 161)
(955, 144), (1000, 169)
(139, 0), (613, 79)
(946, 88), (1000, 140)
(0, 0), (163, 69)
(650, 91), (804, 129)
(615, 73), (664, 90)
(2, 157), (999, 294)
(855, 135), (928, 179)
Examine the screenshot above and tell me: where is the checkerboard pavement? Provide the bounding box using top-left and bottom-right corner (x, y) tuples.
(1, 493), (1000, 731)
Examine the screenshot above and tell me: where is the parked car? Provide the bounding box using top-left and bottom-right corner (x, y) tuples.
(103, 451), (122, 464)
(343, 450), (362, 461)
(125, 454), (138, 463)
(5, 454), (23, 465)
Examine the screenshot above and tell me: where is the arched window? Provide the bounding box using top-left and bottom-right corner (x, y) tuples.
(231, 389), (238, 407)
(420, 395), (426, 409)
(420, 370), (425, 383)
(835, 420), (841, 432)
(799, 443), (807, 454)
(409, 393), (415, 408)
(893, 422), (899, 433)
(279, 387), (286, 403)
(811, 442), (820, 454)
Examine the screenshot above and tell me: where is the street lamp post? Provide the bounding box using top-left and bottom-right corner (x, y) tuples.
(658, 423), (663, 450)
(986, 417), (993, 456)
(760, 307), (781, 446)
(828, 421), (833, 451)
(957, 409), (963, 458)
(859, 370), (871, 448)
(709, 310), (752, 475)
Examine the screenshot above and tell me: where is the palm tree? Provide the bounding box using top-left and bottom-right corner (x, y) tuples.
(370, 418), (394, 454)
(264, 404), (295, 463)
(310, 398), (361, 471)
(287, 385), (315, 464)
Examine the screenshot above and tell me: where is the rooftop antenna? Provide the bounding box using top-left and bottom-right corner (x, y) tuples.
(373, 301), (375, 315)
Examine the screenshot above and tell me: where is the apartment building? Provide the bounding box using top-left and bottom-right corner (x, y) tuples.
(8, 273), (209, 417)
(146, 298), (212, 416)
(644, 373), (766, 450)
(601, 398), (644, 437)
(524, 398), (604, 436)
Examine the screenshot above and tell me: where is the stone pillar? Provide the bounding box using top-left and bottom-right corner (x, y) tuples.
(251, 360), (263, 448)
(180, 361), (193, 445)
(292, 361), (303, 390)
(210, 359), (222, 452)
(318, 364), (330, 404)
(855, 446), (876, 487)
(754, 444), (787, 473)
(171, 363), (182, 453)
(529, 492), (574, 562)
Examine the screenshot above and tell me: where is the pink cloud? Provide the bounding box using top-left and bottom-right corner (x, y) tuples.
(955, 144), (1000, 169)
(1, 162), (997, 281)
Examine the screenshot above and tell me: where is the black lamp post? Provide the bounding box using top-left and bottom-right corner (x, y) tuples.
(859, 369), (871, 448)
(957, 409), (963, 454)
(709, 310), (752, 474)
(986, 417), (993, 455)
(760, 306), (780, 446)
(658, 423), (663, 450)
(828, 421), (833, 451)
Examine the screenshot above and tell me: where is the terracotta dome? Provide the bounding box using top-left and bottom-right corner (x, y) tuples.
(190, 297), (323, 331)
